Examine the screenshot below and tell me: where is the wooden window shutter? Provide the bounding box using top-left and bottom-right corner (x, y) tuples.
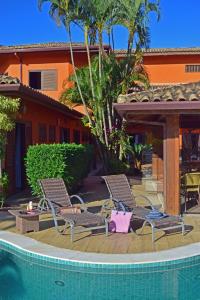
(41, 70), (57, 90)
(185, 65), (200, 73)
(49, 125), (56, 143)
(60, 128), (70, 143)
(38, 124), (47, 143)
(73, 129), (81, 144)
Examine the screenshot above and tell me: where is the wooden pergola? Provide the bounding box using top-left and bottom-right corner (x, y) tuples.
(114, 81), (200, 215)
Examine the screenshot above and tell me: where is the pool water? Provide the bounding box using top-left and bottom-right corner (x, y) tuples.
(1, 245), (200, 300)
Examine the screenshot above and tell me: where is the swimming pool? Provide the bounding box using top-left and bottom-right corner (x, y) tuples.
(1, 233), (200, 300)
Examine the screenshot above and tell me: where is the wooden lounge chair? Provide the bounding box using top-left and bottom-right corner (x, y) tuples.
(102, 174), (185, 243)
(39, 178), (108, 242)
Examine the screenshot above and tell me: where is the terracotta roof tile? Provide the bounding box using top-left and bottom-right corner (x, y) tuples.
(0, 42), (109, 53)
(118, 81), (200, 103)
(0, 74), (20, 84)
(115, 47), (200, 57)
(0, 75), (82, 118)
(0, 42), (84, 50)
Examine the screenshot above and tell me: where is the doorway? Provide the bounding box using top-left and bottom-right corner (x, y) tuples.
(15, 123), (26, 190)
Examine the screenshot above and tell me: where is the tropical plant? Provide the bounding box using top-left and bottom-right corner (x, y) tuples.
(38, 0), (160, 171)
(0, 171), (9, 207)
(131, 143), (152, 170)
(60, 52), (149, 164)
(0, 95), (20, 203)
(115, 0), (160, 54)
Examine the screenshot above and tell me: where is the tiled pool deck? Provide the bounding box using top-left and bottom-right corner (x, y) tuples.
(1, 175), (200, 257)
(1, 230), (200, 265)
(0, 202), (200, 255)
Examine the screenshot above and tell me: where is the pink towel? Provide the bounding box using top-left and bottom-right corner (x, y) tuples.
(109, 210), (132, 233)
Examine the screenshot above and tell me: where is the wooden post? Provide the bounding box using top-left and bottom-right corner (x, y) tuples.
(164, 115), (180, 215)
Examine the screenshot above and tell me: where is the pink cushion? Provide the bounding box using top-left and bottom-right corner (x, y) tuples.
(109, 210), (132, 233)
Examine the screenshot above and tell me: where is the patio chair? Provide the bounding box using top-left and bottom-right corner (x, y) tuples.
(181, 172), (200, 211)
(102, 174), (185, 244)
(39, 178), (108, 242)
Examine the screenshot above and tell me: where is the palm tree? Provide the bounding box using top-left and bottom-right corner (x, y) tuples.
(114, 0), (160, 55)
(38, 0), (160, 170)
(38, 0), (93, 126)
(60, 53), (149, 161)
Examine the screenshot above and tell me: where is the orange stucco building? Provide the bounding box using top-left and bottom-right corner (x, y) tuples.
(116, 47), (200, 84)
(1, 43), (200, 194)
(0, 43), (103, 193)
(0, 42), (109, 100)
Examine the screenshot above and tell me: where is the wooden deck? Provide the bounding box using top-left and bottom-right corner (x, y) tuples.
(0, 207), (199, 254)
(2, 176), (200, 254)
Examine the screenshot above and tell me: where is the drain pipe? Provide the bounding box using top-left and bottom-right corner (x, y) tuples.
(14, 52), (23, 82)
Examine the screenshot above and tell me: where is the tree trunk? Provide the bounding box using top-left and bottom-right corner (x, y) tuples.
(107, 100), (112, 132)
(67, 24), (93, 126)
(111, 28), (115, 50)
(84, 26), (96, 104)
(67, 24), (107, 171)
(102, 109), (108, 147)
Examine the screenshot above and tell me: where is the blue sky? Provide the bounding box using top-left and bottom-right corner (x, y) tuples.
(1, 0), (200, 49)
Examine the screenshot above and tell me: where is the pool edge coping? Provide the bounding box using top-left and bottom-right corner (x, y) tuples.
(0, 230), (200, 265)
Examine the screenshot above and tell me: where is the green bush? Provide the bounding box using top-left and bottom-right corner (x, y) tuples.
(25, 143), (93, 196)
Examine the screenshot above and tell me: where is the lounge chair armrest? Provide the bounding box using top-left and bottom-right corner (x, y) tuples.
(70, 195), (87, 211)
(134, 195), (154, 209)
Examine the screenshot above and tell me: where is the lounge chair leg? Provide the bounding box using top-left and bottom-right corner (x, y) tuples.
(182, 222), (185, 236)
(62, 222), (69, 234)
(140, 220), (147, 235)
(152, 226), (155, 244)
(70, 224), (74, 242)
(105, 220), (109, 236)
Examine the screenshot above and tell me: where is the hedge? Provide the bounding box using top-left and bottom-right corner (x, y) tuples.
(25, 143), (93, 196)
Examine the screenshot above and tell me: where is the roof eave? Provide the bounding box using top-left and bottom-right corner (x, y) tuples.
(0, 45), (110, 54)
(114, 101), (200, 118)
(0, 84), (82, 119)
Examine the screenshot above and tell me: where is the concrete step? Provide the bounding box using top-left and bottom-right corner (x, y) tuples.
(142, 177), (163, 192)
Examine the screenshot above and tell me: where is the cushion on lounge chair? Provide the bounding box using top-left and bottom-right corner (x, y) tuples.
(59, 206), (81, 215)
(145, 209), (168, 220)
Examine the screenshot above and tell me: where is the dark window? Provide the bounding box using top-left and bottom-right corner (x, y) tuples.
(38, 124), (47, 143)
(82, 132), (88, 144)
(73, 130), (81, 144)
(185, 65), (200, 73)
(49, 125), (56, 143)
(60, 128), (70, 143)
(29, 72), (41, 89)
(29, 70), (57, 90)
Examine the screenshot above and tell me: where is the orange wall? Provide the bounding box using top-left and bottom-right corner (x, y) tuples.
(0, 51), (89, 100)
(4, 94), (90, 195)
(144, 55), (200, 84)
(2, 51), (200, 100)
(17, 97), (88, 144)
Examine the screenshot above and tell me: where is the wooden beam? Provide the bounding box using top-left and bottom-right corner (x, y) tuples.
(114, 101), (200, 112)
(164, 115), (180, 215)
(126, 119), (165, 126)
